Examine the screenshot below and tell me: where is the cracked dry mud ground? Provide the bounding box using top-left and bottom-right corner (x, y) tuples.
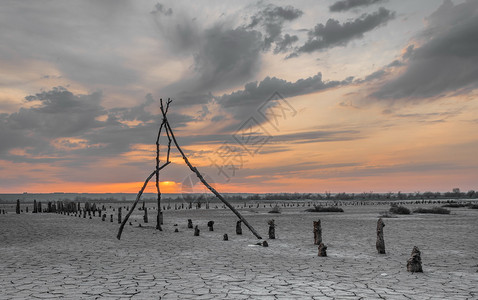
(1, 203), (477, 299)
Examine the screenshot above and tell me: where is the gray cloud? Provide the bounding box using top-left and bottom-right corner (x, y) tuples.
(274, 34), (299, 54)
(216, 73), (353, 123)
(329, 0), (385, 12)
(272, 130), (362, 144)
(0, 1), (140, 88)
(13, 87), (104, 137)
(194, 25), (264, 91)
(155, 4), (305, 105)
(151, 3), (173, 16)
(154, 14), (264, 105)
(293, 8), (395, 55)
(247, 4), (303, 50)
(373, 0), (478, 100)
(0, 87), (195, 164)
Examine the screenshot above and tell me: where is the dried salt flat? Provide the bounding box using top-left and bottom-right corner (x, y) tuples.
(1, 202), (477, 299)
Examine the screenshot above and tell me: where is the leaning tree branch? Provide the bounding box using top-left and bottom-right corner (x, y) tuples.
(160, 104), (262, 239)
(116, 162), (170, 240)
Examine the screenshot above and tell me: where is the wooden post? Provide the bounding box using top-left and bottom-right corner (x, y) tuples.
(16, 199), (20, 214)
(118, 207), (122, 224)
(223, 234), (228, 241)
(156, 212), (163, 231)
(194, 225), (200, 236)
(143, 207), (148, 223)
(236, 220), (242, 235)
(110, 214), (113, 222)
(188, 219), (193, 229)
(102, 214), (106, 221)
(318, 242), (327, 257)
(268, 219), (275, 239)
(313, 220), (322, 245)
(207, 221), (214, 231)
(407, 246), (423, 273)
(33, 200), (38, 213)
(376, 218), (386, 254)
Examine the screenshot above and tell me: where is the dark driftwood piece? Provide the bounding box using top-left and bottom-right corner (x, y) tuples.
(376, 218), (386, 254)
(268, 219), (275, 239)
(118, 207), (122, 224)
(236, 220), (242, 235)
(143, 207), (148, 223)
(407, 246), (423, 273)
(313, 220), (322, 245)
(318, 242), (327, 257)
(161, 103), (262, 239)
(208, 221), (214, 231)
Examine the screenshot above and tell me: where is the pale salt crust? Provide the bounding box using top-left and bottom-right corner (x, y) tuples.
(1, 202), (477, 299)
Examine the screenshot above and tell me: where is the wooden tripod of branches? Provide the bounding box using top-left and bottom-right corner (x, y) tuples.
(117, 99), (262, 240)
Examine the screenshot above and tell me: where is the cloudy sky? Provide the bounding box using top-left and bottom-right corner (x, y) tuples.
(1, 0), (477, 194)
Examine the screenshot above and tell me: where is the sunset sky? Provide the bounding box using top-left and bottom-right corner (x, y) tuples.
(1, 0), (477, 194)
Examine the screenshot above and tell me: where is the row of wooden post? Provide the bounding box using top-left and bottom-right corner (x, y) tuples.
(8, 200), (424, 272)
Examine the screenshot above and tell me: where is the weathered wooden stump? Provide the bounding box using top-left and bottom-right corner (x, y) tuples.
(16, 199), (20, 214)
(118, 207), (122, 224)
(26, 206), (28, 213)
(407, 246), (423, 273)
(187, 219), (193, 229)
(223, 234), (228, 241)
(83, 210), (86, 218)
(174, 228), (179, 232)
(143, 207), (148, 223)
(268, 219), (276, 239)
(318, 242), (327, 257)
(110, 214), (113, 222)
(207, 221), (214, 231)
(262, 241), (269, 247)
(236, 220), (242, 235)
(313, 220), (322, 245)
(194, 225), (200, 236)
(156, 212), (163, 231)
(376, 218), (386, 254)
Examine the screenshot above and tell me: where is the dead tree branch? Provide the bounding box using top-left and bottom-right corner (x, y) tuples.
(117, 162), (170, 240)
(160, 104), (262, 239)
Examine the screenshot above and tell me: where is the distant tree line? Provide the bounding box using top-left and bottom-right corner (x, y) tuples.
(2, 188), (476, 204)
